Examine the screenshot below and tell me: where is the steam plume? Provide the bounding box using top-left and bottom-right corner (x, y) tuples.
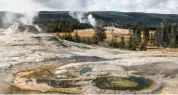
(87, 14), (96, 27)
(69, 11), (96, 27)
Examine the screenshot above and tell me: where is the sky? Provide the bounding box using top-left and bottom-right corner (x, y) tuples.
(0, 0), (177, 14)
(1, 0), (178, 25)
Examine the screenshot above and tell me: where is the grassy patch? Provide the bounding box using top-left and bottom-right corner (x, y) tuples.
(93, 76), (153, 91)
(111, 80), (138, 88)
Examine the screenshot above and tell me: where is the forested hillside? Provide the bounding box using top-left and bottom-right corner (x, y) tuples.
(35, 11), (178, 32)
(1, 11), (178, 32)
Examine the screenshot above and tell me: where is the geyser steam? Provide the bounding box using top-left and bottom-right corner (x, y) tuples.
(0, 0), (50, 25)
(69, 11), (96, 27)
(87, 14), (96, 27)
(3, 11), (39, 26)
(1, 0), (97, 27)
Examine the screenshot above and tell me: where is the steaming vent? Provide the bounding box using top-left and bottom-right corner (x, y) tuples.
(4, 23), (39, 35)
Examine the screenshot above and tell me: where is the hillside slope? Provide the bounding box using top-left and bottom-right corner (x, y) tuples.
(0, 11), (178, 28)
(37, 11), (178, 27)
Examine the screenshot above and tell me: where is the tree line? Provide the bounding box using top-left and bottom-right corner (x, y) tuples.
(60, 22), (178, 51)
(108, 25), (148, 51)
(34, 19), (93, 33)
(154, 24), (178, 48)
(59, 20), (107, 45)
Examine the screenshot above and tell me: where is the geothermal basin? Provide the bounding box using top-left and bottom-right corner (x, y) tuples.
(0, 24), (178, 94)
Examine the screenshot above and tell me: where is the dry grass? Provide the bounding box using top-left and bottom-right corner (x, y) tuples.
(146, 46), (178, 53)
(111, 80), (138, 88)
(49, 29), (178, 52)
(50, 29), (131, 42)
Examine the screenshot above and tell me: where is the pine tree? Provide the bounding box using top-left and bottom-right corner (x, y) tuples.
(119, 36), (125, 49)
(150, 33), (155, 45)
(143, 27), (150, 44)
(92, 20), (106, 44)
(130, 35), (137, 51)
(131, 41), (137, 51)
(81, 37), (86, 44)
(110, 37), (118, 48)
(85, 37), (92, 44)
(66, 33), (73, 41)
(139, 41), (147, 51)
(161, 23), (169, 48)
(130, 25), (141, 46)
(92, 35), (99, 44)
(170, 26), (178, 48)
(62, 32), (68, 40)
(128, 35), (132, 49)
(73, 31), (81, 42)
(135, 27), (141, 44)
(127, 35), (136, 50)
(155, 28), (161, 48)
(171, 38), (177, 48)
(124, 41), (130, 50)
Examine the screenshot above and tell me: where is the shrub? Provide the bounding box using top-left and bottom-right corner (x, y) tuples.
(85, 37), (92, 44)
(131, 41), (137, 51)
(110, 37), (119, 48)
(119, 36), (125, 49)
(73, 32), (81, 42)
(139, 42), (147, 51)
(66, 33), (73, 41)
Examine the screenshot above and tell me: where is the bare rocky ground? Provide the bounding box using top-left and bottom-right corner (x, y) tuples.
(0, 24), (178, 94)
